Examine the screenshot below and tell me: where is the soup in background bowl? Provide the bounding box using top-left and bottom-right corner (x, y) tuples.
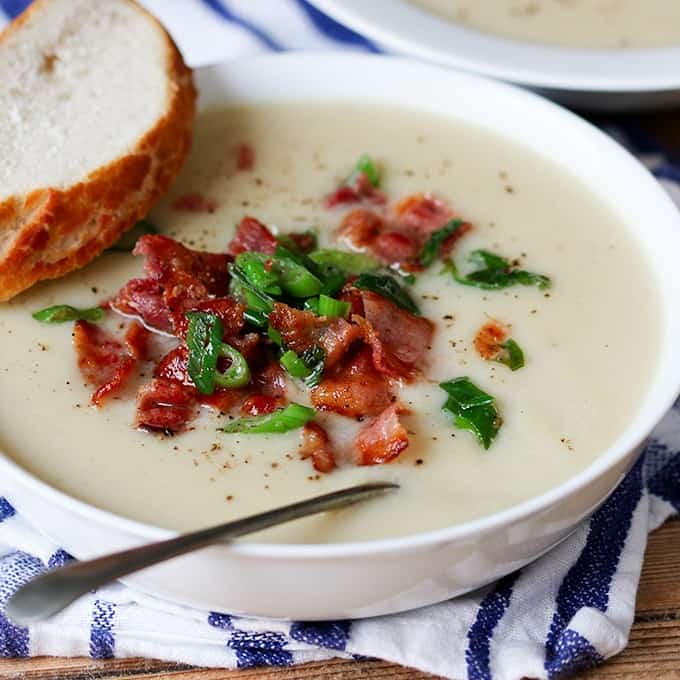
(1, 54), (679, 619)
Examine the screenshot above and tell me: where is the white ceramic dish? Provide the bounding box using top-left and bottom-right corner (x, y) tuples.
(3, 53), (680, 620)
(308, 0), (680, 112)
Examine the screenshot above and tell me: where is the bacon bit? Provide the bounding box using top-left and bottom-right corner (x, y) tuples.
(227, 216), (278, 256)
(474, 319), (509, 360)
(371, 230), (419, 263)
(73, 321), (136, 407)
(113, 278), (172, 332)
(134, 235), (232, 296)
(285, 231), (317, 254)
(155, 345), (192, 385)
(252, 359), (287, 397)
(354, 291), (434, 381)
(227, 332), (261, 363)
(172, 193), (217, 213)
(325, 173), (387, 208)
(337, 209), (385, 248)
(241, 394), (278, 416)
(172, 298), (246, 339)
(311, 347), (393, 417)
(355, 403), (409, 465)
(136, 378), (198, 433)
(236, 143), (255, 171)
(394, 193), (453, 234)
(268, 303), (327, 354)
(300, 422), (336, 473)
(125, 322), (151, 361)
(318, 318), (362, 369)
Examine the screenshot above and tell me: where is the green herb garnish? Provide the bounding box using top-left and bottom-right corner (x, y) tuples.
(317, 294), (350, 318)
(300, 346), (325, 388)
(497, 339), (524, 371)
(439, 377), (502, 449)
(108, 219), (157, 252)
(277, 230), (318, 255)
(234, 252), (282, 295)
(222, 402), (315, 434)
(228, 264), (275, 313)
(346, 153), (380, 188)
(420, 220), (465, 267)
(32, 305), (106, 323)
(444, 250), (551, 290)
(186, 312), (250, 394)
(309, 249), (380, 275)
(243, 309), (268, 329)
(280, 350), (311, 378)
(354, 273), (420, 315)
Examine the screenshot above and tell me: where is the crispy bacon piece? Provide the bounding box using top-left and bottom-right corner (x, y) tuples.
(371, 230), (419, 263)
(474, 320), (509, 361)
(227, 216), (278, 256)
(325, 173), (387, 208)
(124, 322), (151, 361)
(318, 318), (362, 369)
(228, 332), (261, 363)
(300, 422), (336, 473)
(73, 321), (136, 407)
(394, 193), (452, 235)
(113, 236), (233, 335)
(355, 403), (409, 465)
(311, 347), (393, 417)
(155, 345), (191, 385)
(113, 278), (172, 332)
(172, 297), (246, 339)
(172, 192), (217, 213)
(268, 303), (327, 354)
(285, 231), (317, 254)
(337, 209), (385, 248)
(241, 394), (278, 416)
(235, 143), (254, 171)
(354, 291), (434, 381)
(136, 378), (198, 433)
(134, 235), (232, 296)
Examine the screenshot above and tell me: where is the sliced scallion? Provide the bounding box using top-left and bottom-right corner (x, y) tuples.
(222, 402), (316, 434)
(32, 305), (106, 324)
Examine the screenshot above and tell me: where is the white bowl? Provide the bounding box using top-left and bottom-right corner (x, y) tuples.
(308, 0), (680, 112)
(3, 53), (680, 620)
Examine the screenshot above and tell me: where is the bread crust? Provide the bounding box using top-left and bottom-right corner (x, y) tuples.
(0, 0), (197, 301)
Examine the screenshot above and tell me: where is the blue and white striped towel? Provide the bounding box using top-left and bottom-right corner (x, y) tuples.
(1, 2), (680, 678)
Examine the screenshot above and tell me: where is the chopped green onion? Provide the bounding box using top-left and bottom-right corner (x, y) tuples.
(244, 309), (268, 329)
(108, 219), (157, 252)
(346, 153), (380, 188)
(275, 243), (319, 275)
(443, 250), (551, 291)
(32, 305), (106, 323)
(300, 346), (325, 388)
(317, 294), (350, 318)
(497, 338), (525, 371)
(234, 252), (282, 295)
(229, 264), (274, 313)
(213, 343), (251, 389)
(304, 298), (320, 315)
(420, 219), (465, 267)
(186, 312), (224, 394)
(280, 349), (311, 378)
(318, 264), (347, 297)
(354, 273), (420, 315)
(267, 325), (283, 346)
(309, 249), (380, 275)
(439, 377), (502, 449)
(390, 263), (417, 285)
(277, 230), (318, 255)
(222, 402), (316, 434)
(276, 256), (324, 298)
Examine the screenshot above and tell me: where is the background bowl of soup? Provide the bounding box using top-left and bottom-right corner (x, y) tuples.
(307, 0), (680, 112)
(2, 53), (680, 619)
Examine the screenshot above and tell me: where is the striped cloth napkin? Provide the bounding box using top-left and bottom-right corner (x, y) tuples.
(2, 2), (680, 678)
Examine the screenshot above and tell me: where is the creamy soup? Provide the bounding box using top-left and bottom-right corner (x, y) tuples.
(410, 0), (680, 49)
(0, 104), (659, 543)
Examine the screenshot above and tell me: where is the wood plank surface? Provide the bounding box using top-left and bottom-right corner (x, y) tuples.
(2, 113), (679, 680)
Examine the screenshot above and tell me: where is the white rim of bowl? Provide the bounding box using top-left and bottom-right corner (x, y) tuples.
(2, 52), (680, 560)
(309, 0), (680, 93)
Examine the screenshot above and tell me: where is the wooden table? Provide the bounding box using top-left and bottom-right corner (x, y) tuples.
(2, 111), (679, 680)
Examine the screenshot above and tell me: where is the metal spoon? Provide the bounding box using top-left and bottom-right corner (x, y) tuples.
(6, 482), (398, 625)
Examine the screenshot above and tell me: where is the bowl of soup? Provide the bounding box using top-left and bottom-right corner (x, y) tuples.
(307, 0), (680, 111)
(1, 53), (679, 619)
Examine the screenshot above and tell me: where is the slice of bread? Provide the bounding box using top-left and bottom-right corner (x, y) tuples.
(0, 0), (196, 301)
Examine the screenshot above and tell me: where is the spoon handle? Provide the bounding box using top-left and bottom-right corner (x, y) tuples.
(6, 482), (398, 625)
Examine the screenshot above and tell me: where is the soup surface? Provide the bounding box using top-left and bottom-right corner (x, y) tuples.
(410, 0), (680, 49)
(0, 104), (659, 543)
